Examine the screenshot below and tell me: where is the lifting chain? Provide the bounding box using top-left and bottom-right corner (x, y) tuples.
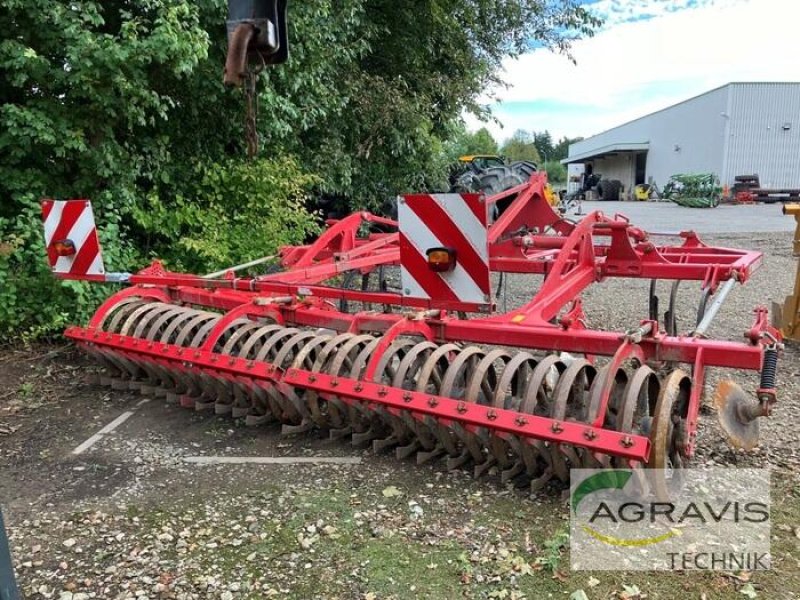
(243, 64), (263, 159)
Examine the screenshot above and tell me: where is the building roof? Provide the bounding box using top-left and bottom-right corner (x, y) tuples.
(561, 142), (649, 164)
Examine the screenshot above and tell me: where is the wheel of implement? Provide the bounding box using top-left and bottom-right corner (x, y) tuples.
(390, 341), (445, 458)
(488, 351), (539, 485)
(412, 342), (464, 463)
(521, 356), (567, 483)
(438, 346), (490, 470)
(646, 369), (691, 500)
(615, 365), (661, 496)
(462, 349), (513, 478)
(368, 339), (422, 453)
(551, 359), (597, 470)
(583, 363), (625, 468)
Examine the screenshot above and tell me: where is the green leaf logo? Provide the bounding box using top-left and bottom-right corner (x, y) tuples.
(572, 469), (632, 514)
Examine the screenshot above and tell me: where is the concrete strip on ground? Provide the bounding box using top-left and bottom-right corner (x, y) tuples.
(183, 456), (362, 465)
(573, 201), (794, 234)
(71, 400), (150, 455)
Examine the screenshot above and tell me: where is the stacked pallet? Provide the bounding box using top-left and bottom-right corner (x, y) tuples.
(751, 188), (800, 204)
(731, 175), (800, 203)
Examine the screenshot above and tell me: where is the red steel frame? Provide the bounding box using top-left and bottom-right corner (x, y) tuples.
(54, 172), (780, 463)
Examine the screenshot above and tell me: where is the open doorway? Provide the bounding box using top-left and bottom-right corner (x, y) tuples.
(634, 152), (647, 185)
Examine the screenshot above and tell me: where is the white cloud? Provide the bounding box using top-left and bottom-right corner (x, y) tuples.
(589, 0), (728, 27)
(468, 0), (800, 142)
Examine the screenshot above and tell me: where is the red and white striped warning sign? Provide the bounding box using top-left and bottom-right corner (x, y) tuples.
(398, 193), (490, 307)
(41, 199), (105, 280)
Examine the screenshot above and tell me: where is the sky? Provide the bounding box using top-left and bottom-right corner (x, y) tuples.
(465, 0), (800, 144)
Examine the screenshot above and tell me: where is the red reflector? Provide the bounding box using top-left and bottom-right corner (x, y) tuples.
(426, 247), (456, 272)
(53, 239), (76, 256)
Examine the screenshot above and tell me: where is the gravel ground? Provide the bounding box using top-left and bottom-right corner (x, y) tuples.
(1, 220), (799, 600)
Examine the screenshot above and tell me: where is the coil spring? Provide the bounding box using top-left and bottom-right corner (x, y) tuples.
(759, 346), (778, 390)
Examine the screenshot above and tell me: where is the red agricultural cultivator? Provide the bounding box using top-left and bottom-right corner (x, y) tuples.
(42, 173), (781, 497)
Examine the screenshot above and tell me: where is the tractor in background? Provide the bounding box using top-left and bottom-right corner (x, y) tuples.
(450, 155), (560, 209)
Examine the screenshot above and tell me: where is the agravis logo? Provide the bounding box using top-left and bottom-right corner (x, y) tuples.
(569, 468), (771, 571)
(572, 470), (678, 547)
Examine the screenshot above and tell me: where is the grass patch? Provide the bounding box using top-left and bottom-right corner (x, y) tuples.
(105, 470), (800, 600)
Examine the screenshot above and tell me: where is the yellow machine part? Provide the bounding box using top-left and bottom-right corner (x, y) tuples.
(775, 204), (800, 342)
(634, 184), (651, 201)
(544, 183), (559, 207)
(458, 154), (502, 162)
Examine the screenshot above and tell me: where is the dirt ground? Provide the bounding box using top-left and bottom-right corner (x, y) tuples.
(1, 223), (799, 600)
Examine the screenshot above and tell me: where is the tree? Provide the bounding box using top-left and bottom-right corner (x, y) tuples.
(0, 0), (600, 337)
(259, 1), (600, 206)
(465, 127), (500, 156)
(533, 130), (555, 162)
(553, 135), (584, 161)
(445, 125), (500, 160)
(0, 1), (216, 336)
(501, 130), (541, 163)
(543, 160), (567, 183)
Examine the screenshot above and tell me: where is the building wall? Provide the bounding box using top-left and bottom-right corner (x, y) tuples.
(724, 83), (800, 188)
(570, 86), (731, 187)
(569, 83), (800, 190)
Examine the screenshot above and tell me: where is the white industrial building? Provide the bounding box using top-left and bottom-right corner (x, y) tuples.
(563, 82), (800, 197)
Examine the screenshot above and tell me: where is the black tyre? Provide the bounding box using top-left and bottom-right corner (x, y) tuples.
(597, 180), (608, 200)
(477, 166), (525, 195)
(598, 179), (621, 201)
(609, 179), (622, 201)
(509, 160), (537, 179)
(451, 171), (480, 193)
(449, 164), (529, 196)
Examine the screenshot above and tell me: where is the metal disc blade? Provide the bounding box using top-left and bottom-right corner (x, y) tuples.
(714, 380), (760, 451)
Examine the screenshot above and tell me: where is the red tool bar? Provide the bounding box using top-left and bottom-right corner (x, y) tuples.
(128, 274), (490, 313)
(281, 369), (650, 462)
(164, 286), (765, 370)
(259, 248), (399, 284)
(442, 320), (764, 370)
(63, 326), (651, 462)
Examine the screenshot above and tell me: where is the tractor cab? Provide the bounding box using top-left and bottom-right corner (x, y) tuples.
(458, 154), (506, 172)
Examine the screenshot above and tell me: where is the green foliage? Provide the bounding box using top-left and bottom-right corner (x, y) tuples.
(535, 527), (570, 572)
(532, 130), (554, 162)
(553, 135), (583, 161)
(252, 1), (599, 205)
(543, 160), (567, 183)
(446, 126), (500, 159)
(0, 0), (599, 339)
(500, 130), (542, 163)
(500, 131), (583, 162)
(131, 157), (320, 272)
(0, 0), (211, 339)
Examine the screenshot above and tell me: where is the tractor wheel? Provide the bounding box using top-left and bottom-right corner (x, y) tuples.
(598, 179), (621, 201)
(609, 179), (622, 201)
(451, 172), (480, 193)
(597, 180), (608, 200)
(509, 160), (537, 179)
(477, 166), (525, 196)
